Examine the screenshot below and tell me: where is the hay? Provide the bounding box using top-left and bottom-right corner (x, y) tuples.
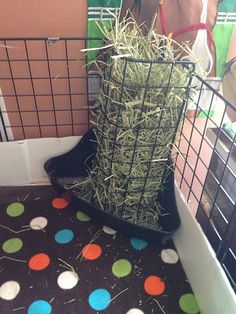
(68, 15), (194, 231)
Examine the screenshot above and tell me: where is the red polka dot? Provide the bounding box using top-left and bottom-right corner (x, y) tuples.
(82, 244), (102, 260)
(144, 275), (165, 296)
(29, 253), (50, 271)
(52, 197), (69, 209)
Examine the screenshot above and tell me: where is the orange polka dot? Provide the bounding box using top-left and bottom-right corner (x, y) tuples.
(29, 253), (50, 271)
(144, 275), (165, 296)
(52, 197), (69, 209)
(82, 244), (102, 260)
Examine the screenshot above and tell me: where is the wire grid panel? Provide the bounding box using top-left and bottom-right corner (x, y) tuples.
(175, 74), (236, 291)
(92, 56), (194, 224)
(0, 37), (235, 291)
(0, 37), (100, 141)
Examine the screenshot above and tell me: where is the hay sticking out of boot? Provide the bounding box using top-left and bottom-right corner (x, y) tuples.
(67, 15), (195, 231)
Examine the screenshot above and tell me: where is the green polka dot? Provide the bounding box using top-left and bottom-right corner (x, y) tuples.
(179, 294), (200, 314)
(76, 211), (91, 222)
(112, 259), (132, 278)
(2, 238), (23, 254)
(6, 202), (24, 217)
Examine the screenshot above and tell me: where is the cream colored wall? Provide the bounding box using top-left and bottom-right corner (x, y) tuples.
(0, 0), (87, 37)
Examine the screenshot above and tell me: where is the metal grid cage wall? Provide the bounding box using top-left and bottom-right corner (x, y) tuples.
(90, 53), (194, 224)
(0, 37), (101, 141)
(0, 37), (235, 291)
(175, 75), (236, 292)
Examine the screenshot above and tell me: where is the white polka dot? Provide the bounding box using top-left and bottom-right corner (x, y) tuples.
(161, 249), (179, 264)
(126, 309), (144, 314)
(30, 217), (48, 230)
(57, 271), (79, 289)
(0, 281), (20, 300)
(103, 226), (117, 235)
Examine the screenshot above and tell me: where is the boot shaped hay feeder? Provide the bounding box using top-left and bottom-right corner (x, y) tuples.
(45, 18), (195, 243)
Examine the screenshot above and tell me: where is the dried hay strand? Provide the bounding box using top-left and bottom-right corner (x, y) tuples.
(67, 15), (195, 231)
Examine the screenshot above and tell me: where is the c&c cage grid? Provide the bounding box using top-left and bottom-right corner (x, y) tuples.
(0, 37), (235, 291)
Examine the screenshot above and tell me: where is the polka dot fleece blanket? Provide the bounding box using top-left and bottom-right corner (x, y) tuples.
(0, 186), (200, 314)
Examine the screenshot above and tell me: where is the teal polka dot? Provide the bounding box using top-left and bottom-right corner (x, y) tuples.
(54, 229), (74, 244)
(88, 289), (111, 311)
(130, 238), (148, 250)
(28, 300), (52, 314)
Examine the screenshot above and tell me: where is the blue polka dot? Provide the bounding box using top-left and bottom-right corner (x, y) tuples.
(130, 238), (148, 250)
(54, 229), (74, 244)
(28, 300), (52, 314)
(88, 289), (111, 311)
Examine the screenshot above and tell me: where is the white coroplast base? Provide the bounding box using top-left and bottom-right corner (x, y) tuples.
(0, 137), (235, 313)
(0, 137), (80, 186)
(174, 187), (236, 314)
